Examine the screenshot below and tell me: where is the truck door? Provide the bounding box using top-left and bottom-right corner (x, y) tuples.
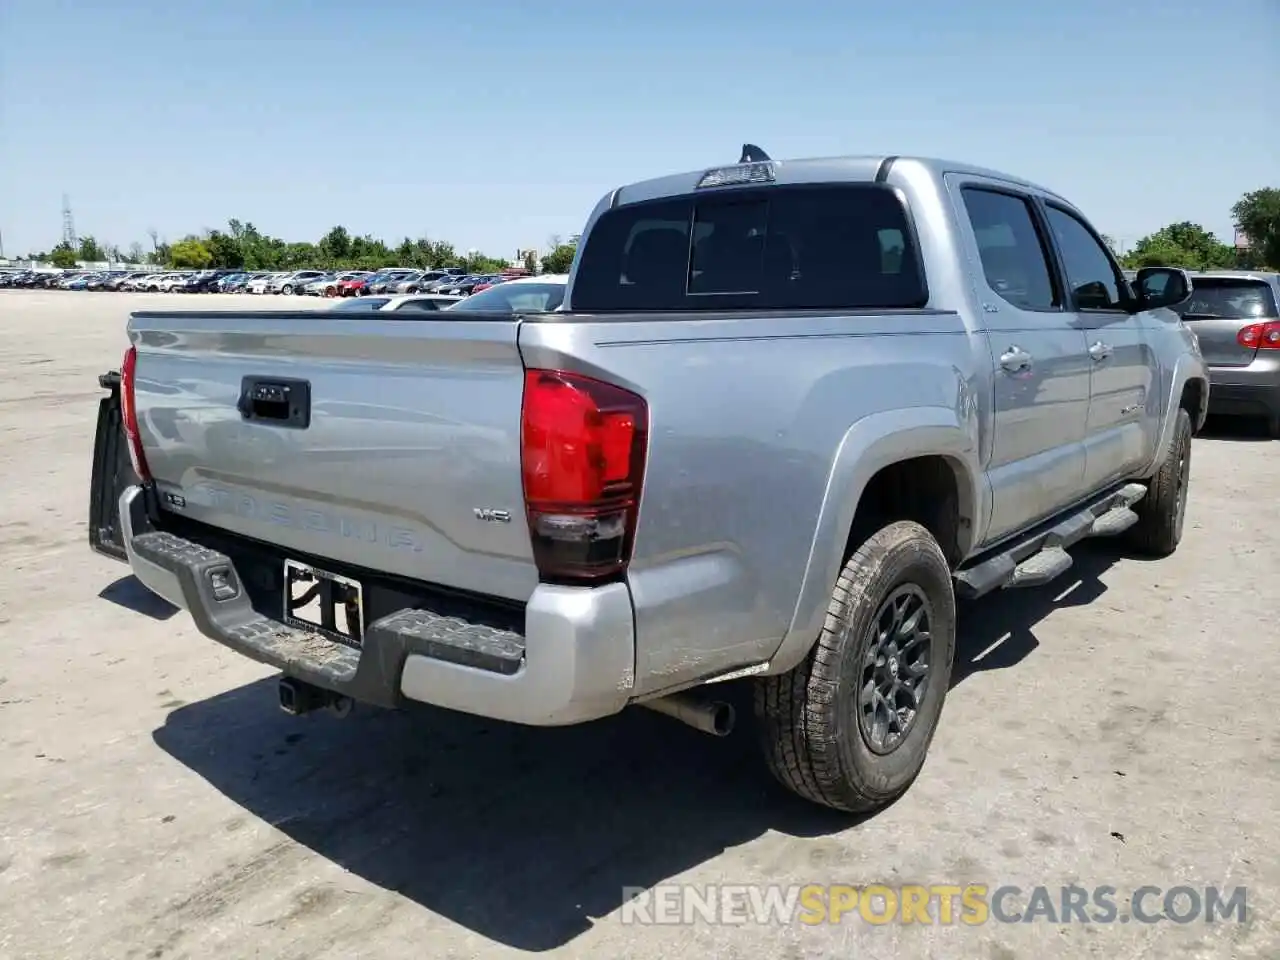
(1039, 202), (1159, 492)
(948, 177), (1092, 544)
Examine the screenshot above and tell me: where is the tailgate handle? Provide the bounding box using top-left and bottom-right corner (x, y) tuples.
(238, 377), (311, 428)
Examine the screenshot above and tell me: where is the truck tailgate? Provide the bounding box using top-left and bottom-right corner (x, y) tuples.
(127, 311), (538, 603)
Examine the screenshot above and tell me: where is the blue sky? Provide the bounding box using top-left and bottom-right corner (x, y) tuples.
(2, 0), (1276, 259)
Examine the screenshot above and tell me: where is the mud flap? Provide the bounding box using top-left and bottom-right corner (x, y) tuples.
(88, 369), (138, 561)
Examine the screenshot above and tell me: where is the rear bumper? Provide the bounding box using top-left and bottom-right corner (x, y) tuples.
(118, 485), (635, 725)
(1207, 356), (1280, 420)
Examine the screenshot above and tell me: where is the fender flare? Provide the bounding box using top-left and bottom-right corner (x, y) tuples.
(1142, 354), (1209, 478)
(767, 406), (986, 676)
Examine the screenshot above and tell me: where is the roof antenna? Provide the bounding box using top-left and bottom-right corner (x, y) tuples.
(739, 143), (771, 163)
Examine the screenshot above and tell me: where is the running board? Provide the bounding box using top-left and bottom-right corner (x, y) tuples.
(954, 482), (1146, 599)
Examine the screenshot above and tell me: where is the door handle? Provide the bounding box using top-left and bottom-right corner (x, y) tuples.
(999, 346), (1032, 372)
(1088, 341), (1113, 362)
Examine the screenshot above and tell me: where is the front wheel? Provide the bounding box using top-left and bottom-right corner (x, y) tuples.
(281, 284), (293, 295)
(1127, 407), (1192, 557)
(755, 520), (956, 813)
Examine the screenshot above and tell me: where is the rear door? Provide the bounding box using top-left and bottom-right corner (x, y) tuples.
(949, 178), (1091, 543)
(1039, 201), (1160, 492)
(1176, 275), (1279, 367)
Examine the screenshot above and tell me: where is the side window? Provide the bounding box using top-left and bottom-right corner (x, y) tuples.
(1044, 206), (1125, 311)
(960, 188), (1059, 311)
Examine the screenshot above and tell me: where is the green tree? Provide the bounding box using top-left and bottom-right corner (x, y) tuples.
(1121, 222), (1234, 271)
(523, 249), (538, 274)
(540, 244), (576, 274)
(78, 235), (106, 262)
(204, 230), (243, 268)
(1231, 188), (1280, 270)
(49, 242), (78, 268)
(169, 237), (213, 269)
(319, 226), (352, 263)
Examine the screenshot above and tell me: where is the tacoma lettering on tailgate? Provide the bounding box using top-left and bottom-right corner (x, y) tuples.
(186, 482), (425, 552)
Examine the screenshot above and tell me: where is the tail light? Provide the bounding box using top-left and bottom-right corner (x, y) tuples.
(520, 369), (648, 583)
(1238, 321), (1280, 350)
(120, 346), (152, 482)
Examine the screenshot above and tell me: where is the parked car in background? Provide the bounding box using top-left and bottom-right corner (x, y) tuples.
(247, 273), (283, 294)
(269, 270), (326, 295)
(438, 274), (502, 296)
(143, 273), (189, 292)
(218, 273), (252, 292)
(1173, 270), (1280, 437)
(400, 269), (456, 293)
(105, 272), (153, 291)
(328, 293), (466, 313)
(366, 269), (420, 295)
(444, 273), (567, 312)
(301, 273), (339, 296)
(317, 271), (370, 297)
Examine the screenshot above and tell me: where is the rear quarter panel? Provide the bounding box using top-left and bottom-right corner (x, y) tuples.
(519, 311), (988, 696)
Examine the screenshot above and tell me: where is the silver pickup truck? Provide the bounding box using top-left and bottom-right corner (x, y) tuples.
(89, 147), (1208, 813)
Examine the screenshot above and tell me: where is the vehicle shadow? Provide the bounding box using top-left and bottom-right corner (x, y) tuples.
(151, 542), (1121, 951)
(98, 575), (178, 620)
(950, 541), (1113, 686)
(1197, 413), (1274, 442)
(153, 679), (854, 951)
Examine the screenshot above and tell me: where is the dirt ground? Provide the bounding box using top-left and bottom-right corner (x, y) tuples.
(0, 290), (1276, 960)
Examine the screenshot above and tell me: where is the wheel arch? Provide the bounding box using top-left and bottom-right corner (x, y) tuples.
(768, 407), (985, 676)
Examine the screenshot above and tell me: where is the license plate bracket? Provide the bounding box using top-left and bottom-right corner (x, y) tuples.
(283, 559), (365, 647)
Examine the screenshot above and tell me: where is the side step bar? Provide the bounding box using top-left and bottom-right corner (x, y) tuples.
(954, 482), (1146, 599)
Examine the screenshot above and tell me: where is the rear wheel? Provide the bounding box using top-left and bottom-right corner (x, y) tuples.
(755, 520), (956, 813)
(1128, 407), (1192, 557)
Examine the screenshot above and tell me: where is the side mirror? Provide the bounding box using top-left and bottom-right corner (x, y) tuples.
(1133, 266), (1192, 312)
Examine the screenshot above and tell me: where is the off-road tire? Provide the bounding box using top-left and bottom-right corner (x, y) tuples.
(1128, 407), (1192, 557)
(754, 520), (956, 813)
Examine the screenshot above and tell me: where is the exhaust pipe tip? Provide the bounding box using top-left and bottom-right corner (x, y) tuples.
(639, 692), (737, 737)
(708, 701), (735, 737)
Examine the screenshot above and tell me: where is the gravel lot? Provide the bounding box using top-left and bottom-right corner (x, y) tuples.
(1, 290), (1276, 960)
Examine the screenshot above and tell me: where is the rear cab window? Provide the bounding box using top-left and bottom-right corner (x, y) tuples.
(570, 184), (928, 312)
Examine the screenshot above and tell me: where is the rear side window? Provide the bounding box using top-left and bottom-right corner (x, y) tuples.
(1176, 278), (1278, 320)
(960, 187), (1059, 312)
(570, 185), (927, 312)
